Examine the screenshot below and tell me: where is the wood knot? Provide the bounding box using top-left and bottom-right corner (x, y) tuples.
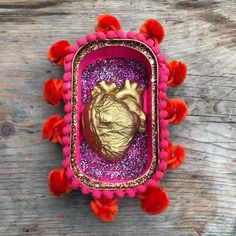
(0, 122), (15, 137)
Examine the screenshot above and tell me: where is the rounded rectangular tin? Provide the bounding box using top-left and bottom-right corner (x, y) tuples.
(70, 39), (159, 190)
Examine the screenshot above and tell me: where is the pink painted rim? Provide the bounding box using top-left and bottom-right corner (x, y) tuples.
(62, 31), (169, 199)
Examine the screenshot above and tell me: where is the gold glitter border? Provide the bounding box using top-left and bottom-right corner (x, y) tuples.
(70, 39), (159, 190)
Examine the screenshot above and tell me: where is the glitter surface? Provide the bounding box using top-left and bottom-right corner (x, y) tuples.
(80, 58), (149, 181)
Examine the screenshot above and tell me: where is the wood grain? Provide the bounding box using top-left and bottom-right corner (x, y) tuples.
(0, 0), (235, 235)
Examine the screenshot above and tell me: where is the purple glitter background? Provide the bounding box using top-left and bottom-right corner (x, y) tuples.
(79, 58), (149, 181)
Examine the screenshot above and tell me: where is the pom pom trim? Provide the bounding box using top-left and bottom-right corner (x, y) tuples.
(61, 30), (170, 198)
(42, 16), (189, 222)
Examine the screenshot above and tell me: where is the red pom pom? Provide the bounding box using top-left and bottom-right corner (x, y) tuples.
(90, 198), (119, 222)
(48, 40), (70, 66)
(140, 18), (165, 45)
(95, 14), (121, 33)
(166, 98), (188, 125)
(167, 139), (174, 159)
(139, 187), (170, 215)
(167, 145), (185, 170)
(48, 168), (71, 196)
(42, 115), (64, 144)
(167, 61), (187, 87)
(43, 79), (63, 106)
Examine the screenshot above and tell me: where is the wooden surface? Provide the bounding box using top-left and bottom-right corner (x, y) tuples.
(0, 0), (236, 235)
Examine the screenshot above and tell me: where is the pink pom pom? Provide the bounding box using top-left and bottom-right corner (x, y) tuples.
(146, 38), (154, 47)
(62, 126), (71, 135)
(81, 187), (90, 195)
(115, 190), (125, 198)
(154, 171), (164, 180)
(136, 185), (147, 193)
(160, 63), (167, 69)
(86, 34), (97, 41)
(137, 33), (145, 42)
(158, 54), (167, 63)
(107, 31), (116, 39)
(71, 178), (81, 189)
(126, 188), (135, 197)
(160, 150), (168, 160)
(160, 140), (168, 149)
(127, 31), (136, 39)
(62, 158), (70, 168)
(66, 168), (74, 180)
(160, 119), (168, 128)
(160, 130), (169, 139)
(160, 74), (168, 83)
(64, 102), (72, 113)
(153, 46), (160, 55)
(64, 113), (71, 124)
(62, 146), (70, 156)
(63, 82), (71, 92)
(117, 30), (125, 38)
(76, 38), (87, 46)
(92, 190), (102, 199)
(97, 32), (106, 40)
(65, 53), (74, 63)
(102, 190), (113, 199)
(159, 91), (167, 99)
(63, 72), (71, 82)
(147, 179), (157, 187)
(162, 66), (169, 75)
(160, 110), (168, 119)
(67, 45), (79, 53)
(64, 62), (72, 72)
(158, 161), (167, 171)
(64, 91), (71, 102)
(160, 101), (167, 109)
(159, 83), (167, 91)
(62, 136), (70, 146)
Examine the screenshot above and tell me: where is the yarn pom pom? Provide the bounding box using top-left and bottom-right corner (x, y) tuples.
(48, 168), (71, 196)
(138, 187), (170, 215)
(42, 115), (64, 144)
(140, 18), (165, 45)
(90, 198), (119, 222)
(167, 139), (174, 159)
(48, 40), (70, 66)
(167, 145), (185, 170)
(95, 14), (121, 33)
(43, 79), (63, 106)
(167, 61), (187, 87)
(166, 98), (188, 125)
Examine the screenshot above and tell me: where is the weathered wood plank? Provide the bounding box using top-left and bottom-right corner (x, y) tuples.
(0, 0), (235, 235)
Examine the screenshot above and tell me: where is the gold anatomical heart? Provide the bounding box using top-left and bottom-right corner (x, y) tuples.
(81, 80), (146, 161)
